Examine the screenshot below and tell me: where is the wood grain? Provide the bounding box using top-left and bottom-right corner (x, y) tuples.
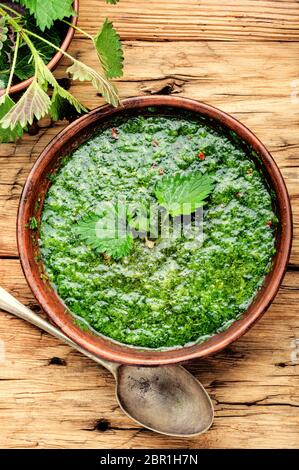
(78, 0), (299, 41)
(0, 0), (299, 449)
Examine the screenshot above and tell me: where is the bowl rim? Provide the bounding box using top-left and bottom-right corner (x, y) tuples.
(0, 0), (79, 96)
(17, 95), (293, 365)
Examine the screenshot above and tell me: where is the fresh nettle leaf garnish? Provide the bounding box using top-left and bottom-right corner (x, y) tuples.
(75, 202), (160, 260)
(75, 172), (214, 259)
(75, 205), (133, 260)
(155, 172), (214, 217)
(0, 0), (123, 142)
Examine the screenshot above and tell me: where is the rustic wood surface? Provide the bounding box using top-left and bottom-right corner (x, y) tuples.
(0, 0), (299, 449)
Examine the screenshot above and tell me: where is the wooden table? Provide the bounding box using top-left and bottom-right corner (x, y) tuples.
(1, 0), (299, 449)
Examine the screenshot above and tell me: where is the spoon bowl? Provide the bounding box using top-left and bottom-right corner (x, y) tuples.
(116, 364), (213, 436)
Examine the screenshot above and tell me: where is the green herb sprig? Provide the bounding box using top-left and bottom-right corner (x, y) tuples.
(75, 204), (133, 260)
(0, 0), (123, 142)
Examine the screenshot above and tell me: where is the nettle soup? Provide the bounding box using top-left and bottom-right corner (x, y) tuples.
(39, 112), (277, 349)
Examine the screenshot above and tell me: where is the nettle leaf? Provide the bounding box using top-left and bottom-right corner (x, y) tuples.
(106, 0), (120, 4)
(0, 95), (23, 142)
(0, 79), (50, 129)
(75, 204), (133, 260)
(67, 60), (120, 107)
(0, 17), (8, 51)
(50, 84), (87, 121)
(0, 17), (16, 89)
(155, 172), (214, 217)
(94, 18), (123, 79)
(19, 0), (75, 31)
(34, 54), (57, 88)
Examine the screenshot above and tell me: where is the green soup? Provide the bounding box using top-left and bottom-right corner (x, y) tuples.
(39, 112), (277, 349)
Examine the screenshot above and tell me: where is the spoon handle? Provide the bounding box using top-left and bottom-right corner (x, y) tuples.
(0, 286), (118, 375)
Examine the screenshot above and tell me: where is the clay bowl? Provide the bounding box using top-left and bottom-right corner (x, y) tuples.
(0, 0), (79, 96)
(17, 96), (292, 366)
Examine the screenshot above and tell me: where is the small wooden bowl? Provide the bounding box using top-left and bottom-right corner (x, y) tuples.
(17, 96), (293, 365)
(0, 0), (79, 96)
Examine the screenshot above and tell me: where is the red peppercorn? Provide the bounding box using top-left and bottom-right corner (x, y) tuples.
(198, 151), (205, 160)
(266, 220), (273, 227)
(152, 140), (158, 147)
(158, 168), (164, 175)
(111, 127), (118, 139)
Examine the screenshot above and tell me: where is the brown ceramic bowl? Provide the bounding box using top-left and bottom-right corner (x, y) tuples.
(17, 96), (292, 366)
(0, 0), (79, 96)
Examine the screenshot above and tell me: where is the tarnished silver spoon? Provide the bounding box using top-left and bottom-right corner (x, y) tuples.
(0, 286), (214, 437)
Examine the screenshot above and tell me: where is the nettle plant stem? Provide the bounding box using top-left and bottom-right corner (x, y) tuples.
(24, 28), (76, 62)
(62, 19), (94, 41)
(0, 3), (21, 17)
(5, 32), (19, 94)
(0, 0), (123, 142)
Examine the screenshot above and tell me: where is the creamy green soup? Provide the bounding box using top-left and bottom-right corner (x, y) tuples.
(39, 111), (277, 349)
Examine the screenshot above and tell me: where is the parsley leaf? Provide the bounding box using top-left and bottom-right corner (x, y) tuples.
(155, 172), (214, 217)
(94, 18), (123, 79)
(0, 95), (23, 142)
(75, 204), (133, 260)
(19, 0), (75, 31)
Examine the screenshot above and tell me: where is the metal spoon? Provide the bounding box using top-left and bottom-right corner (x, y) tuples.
(0, 286), (214, 437)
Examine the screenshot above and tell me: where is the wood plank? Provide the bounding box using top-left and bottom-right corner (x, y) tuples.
(0, 259), (299, 448)
(77, 0), (299, 42)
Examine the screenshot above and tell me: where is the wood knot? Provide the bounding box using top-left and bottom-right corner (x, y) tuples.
(140, 77), (185, 95)
(94, 418), (110, 432)
(48, 357), (67, 366)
